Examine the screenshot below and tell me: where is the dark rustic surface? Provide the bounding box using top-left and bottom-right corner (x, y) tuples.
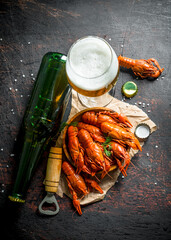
(0, 0), (171, 239)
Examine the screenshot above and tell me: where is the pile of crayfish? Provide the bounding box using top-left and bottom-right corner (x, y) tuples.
(62, 110), (142, 215)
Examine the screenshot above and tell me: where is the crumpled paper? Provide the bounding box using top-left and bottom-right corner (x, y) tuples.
(57, 90), (157, 205)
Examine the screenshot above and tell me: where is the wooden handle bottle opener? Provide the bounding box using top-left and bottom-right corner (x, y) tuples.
(38, 147), (62, 215)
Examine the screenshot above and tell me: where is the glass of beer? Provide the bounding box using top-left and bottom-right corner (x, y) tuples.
(66, 36), (119, 107)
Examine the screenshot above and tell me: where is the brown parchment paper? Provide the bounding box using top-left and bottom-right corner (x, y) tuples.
(56, 90), (157, 205)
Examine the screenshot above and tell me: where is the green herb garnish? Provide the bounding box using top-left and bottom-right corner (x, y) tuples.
(102, 136), (113, 146)
(104, 146), (112, 157)
(59, 121), (78, 133)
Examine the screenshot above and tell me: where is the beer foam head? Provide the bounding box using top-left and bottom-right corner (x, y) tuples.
(66, 36), (119, 91)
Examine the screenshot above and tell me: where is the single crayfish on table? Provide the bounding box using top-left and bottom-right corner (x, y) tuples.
(118, 55), (164, 79)
(62, 109), (142, 215)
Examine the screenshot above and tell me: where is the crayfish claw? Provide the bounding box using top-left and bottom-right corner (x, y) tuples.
(84, 178), (103, 194)
(73, 196), (82, 215)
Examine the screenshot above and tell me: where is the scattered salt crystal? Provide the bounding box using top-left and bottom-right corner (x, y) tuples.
(22, 74), (25, 78)
(121, 44), (124, 48)
(28, 41), (31, 44)
(109, 38), (111, 41)
(1, 190), (4, 193)
(146, 153), (149, 157)
(20, 60), (23, 62)
(148, 110), (151, 113)
(1, 184), (4, 186)
(32, 77), (35, 80)
(12, 112), (15, 114)
(31, 73), (34, 76)
(138, 102), (142, 105)
(9, 87), (12, 91)
(7, 165), (9, 168)
(161, 76), (164, 79)
(11, 109), (14, 112)
(147, 103), (149, 106)
(10, 154), (15, 157)
(155, 182), (157, 185)
(21, 95), (23, 97)
(122, 175), (125, 179)
(155, 145), (158, 148)
(1, 148), (3, 151)
(0, 38), (2, 41)
(15, 89), (18, 92)
(135, 102), (137, 105)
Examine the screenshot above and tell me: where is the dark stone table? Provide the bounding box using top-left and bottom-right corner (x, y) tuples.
(0, 0), (170, 239)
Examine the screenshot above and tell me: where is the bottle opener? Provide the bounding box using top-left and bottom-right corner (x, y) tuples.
(38, 147), (62, 216)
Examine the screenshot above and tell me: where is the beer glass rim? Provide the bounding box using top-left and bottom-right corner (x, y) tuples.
(66, 35), (114, 80)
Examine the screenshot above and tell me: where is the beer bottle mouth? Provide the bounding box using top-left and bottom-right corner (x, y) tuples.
(66, 36), (114, 80)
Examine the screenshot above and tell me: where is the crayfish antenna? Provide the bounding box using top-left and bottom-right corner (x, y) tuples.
(129, 161), (136, 169)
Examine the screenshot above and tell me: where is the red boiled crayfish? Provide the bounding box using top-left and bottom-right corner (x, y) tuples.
(118, 55), (164, 79)
(62, 161), (103, 215)
(108, 141), (131, 177)
(101, 122), (142, 151)
(82, 111), (132, 128)
(67, 125), (91, 175)
(77, 122), (105, 143)
(78, 129), (111, 179)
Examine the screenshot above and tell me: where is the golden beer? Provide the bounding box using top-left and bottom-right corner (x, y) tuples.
(66, 36), (119, 106)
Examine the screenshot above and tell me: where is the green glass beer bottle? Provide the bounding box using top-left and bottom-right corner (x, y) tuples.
(9, 52), (71, 203)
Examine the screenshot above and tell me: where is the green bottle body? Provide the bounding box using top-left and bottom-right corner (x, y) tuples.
(9, 52), (70, 202)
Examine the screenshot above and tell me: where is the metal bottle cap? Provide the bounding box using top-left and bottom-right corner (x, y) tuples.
(122, 81), (138, 98)
(135, 123), (151, 142)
